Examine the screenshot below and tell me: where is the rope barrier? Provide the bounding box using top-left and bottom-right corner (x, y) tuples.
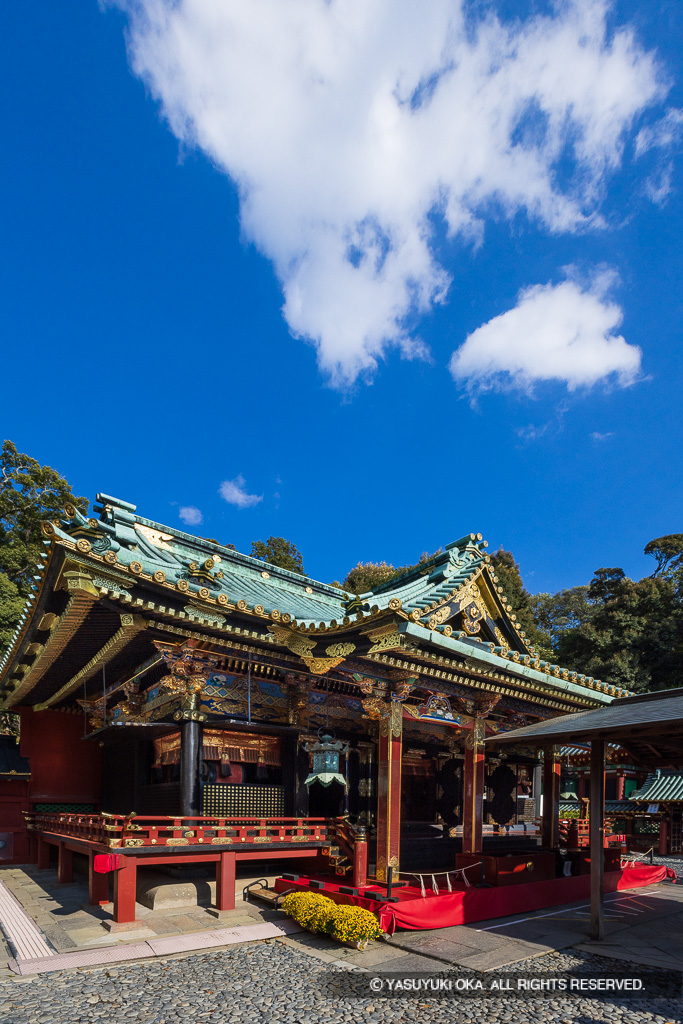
(398, 862), (483, 896)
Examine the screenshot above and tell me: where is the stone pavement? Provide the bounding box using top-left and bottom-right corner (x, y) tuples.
(0, 936), (681, 1024)
(0, 865), (277, 954)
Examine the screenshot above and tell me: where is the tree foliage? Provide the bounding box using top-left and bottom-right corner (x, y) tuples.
(342, 552), (435, 595)
(531, 536), (683, 694)
(0, 441), (87, 658)
(0, 440), (87, 592)
(644, 534), (683, 578)
(251, 536), (306, 575)
(489, 548), (546, 651)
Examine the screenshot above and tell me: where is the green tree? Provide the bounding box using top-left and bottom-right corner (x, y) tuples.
(531, 585), (593, 658)
(251, 536), (306, 575)
(490, 547), (546, 650)
(644, 534), (683, 578)
(0, 441), (87, 657)
(342, 552), (435, 594)
(0, 440), (87, 591)
(554, 563), (682, 694)
(0, 572), (23, 653)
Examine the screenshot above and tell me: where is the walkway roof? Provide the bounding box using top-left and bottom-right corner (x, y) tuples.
(487, 687), (683, 768)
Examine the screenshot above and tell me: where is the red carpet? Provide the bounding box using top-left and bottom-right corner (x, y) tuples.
(274, 864), (675, 934)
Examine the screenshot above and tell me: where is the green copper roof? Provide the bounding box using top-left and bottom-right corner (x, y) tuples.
(0, 492), (625, 706)
(630, 770), (683, 804)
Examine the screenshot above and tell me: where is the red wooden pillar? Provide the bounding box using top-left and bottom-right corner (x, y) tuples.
(57, 842), (73, 884)
(376, 700), (403, 881)
(616, 772), (625, 801)
(215, 850), (236, 911)
(88, 850), (110, 905)
(542, 746), (561, 850)
(659, 819), (668, 856)
(353, 829), (368, 889)
(113, 856), (137, 924)
(37, 836), (50, 870)
(463, 719), (485, 855)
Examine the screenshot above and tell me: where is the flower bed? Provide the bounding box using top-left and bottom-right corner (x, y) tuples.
(281, 891), (384, 949)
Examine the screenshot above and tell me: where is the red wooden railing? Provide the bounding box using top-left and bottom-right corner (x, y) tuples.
(25, 811), (336, 850)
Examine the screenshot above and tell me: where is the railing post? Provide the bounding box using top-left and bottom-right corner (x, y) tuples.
(353, 827), (368, 889)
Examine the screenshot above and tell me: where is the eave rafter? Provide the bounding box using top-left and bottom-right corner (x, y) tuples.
(33, 613), (149, 711)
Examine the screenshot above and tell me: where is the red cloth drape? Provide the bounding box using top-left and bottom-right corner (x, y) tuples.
(273, 863), (674, 935)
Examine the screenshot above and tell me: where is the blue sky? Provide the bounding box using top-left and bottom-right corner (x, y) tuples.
(2, 1), (682, 594)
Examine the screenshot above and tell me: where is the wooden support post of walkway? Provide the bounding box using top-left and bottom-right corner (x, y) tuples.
(88, 850), (110, 905)
(114, 855), (138, 924)
(57, 841), (73, 884)
(36, 836), (50, 870)
(215, 850), (236, 911)
(590, 737), (605, 941)
(542, 745), (561, 850)
(659, 819), (668, 856)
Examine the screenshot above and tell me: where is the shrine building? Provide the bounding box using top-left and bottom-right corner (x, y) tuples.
(0, 494), (627, 924)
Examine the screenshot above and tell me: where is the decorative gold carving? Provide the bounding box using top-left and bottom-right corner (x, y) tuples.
(270, 625), (316, 659)
(427, 605), (452, 630)
(41, 521), (56, 538)
(254, 605), (264, 615)
(104, 551), (117, 564)
(305, 586), (313, 594)
(76, 538), (91, 553)
(177, 579), (189, 592)
(366, 628), (402, 655)
(211, 837), (231, 844)
(238, 600), (248, 611)
(166, 838), (189, 846)
(388, 598), (402, 611)
(125, 838), (145, 847)
(182, 830), (195, 838)
(129, 561), (143, 574)
(135, 524), (174, 551)
(261, 571), (270, 579)
(217, 594), (229, 606)
(306, 657), (345, 675)
(153, 570), (166, 583)
(38, 612), (59, 631)
(325, 642), (355, 659)
(361, 696), (383, 719)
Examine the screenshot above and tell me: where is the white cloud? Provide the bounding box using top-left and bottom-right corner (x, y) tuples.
(179, 505), (203, 526)
(590, 431), (614, 441)
(219, 475), (263, 509)
(449, 270), (641, 393)
(117, 0), (667, 383)
(635, 108), (683, 155)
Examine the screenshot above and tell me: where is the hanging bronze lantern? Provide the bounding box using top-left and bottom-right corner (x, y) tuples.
(303, 729), (349, 788)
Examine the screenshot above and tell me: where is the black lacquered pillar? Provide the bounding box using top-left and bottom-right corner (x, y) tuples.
(180, 717), (203, 817)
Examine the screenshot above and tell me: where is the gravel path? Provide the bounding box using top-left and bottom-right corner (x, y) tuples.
(0, 939), (680, 1024)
